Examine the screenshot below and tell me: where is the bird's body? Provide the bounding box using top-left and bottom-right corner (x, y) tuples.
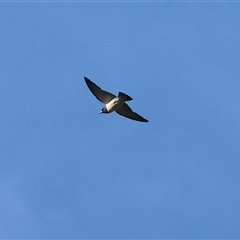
(84, 77), (148, 122)
(103, 92), (132, 113)
(105, 98), (123, 113)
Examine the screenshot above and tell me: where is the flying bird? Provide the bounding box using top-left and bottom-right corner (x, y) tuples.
(84, 77), (148, 122)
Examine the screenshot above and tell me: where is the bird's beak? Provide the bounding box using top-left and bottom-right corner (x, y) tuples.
(99, 111), (103, 114)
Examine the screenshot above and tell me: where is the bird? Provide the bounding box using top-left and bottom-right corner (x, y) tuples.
(84, 77), (148, 122)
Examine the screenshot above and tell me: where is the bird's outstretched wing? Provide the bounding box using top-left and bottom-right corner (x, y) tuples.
(116, 103), (148, 122)
(84, 77), (116, 103)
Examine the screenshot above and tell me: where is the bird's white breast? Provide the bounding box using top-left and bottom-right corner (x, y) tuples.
(106, 98), (124, 112)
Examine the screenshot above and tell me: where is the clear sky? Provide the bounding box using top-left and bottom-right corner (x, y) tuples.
(1, 2), (240, 239)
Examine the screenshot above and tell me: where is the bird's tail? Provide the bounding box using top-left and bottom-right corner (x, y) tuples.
(118, 92), (133, 101)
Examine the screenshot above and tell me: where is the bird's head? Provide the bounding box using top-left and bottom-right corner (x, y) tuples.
(99, 107), (109, 114)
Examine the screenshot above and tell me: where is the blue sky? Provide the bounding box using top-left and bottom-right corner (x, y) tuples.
(1, 2), (240, 239)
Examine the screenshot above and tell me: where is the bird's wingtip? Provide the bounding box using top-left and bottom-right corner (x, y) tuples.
(84, 76), (90, 83)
